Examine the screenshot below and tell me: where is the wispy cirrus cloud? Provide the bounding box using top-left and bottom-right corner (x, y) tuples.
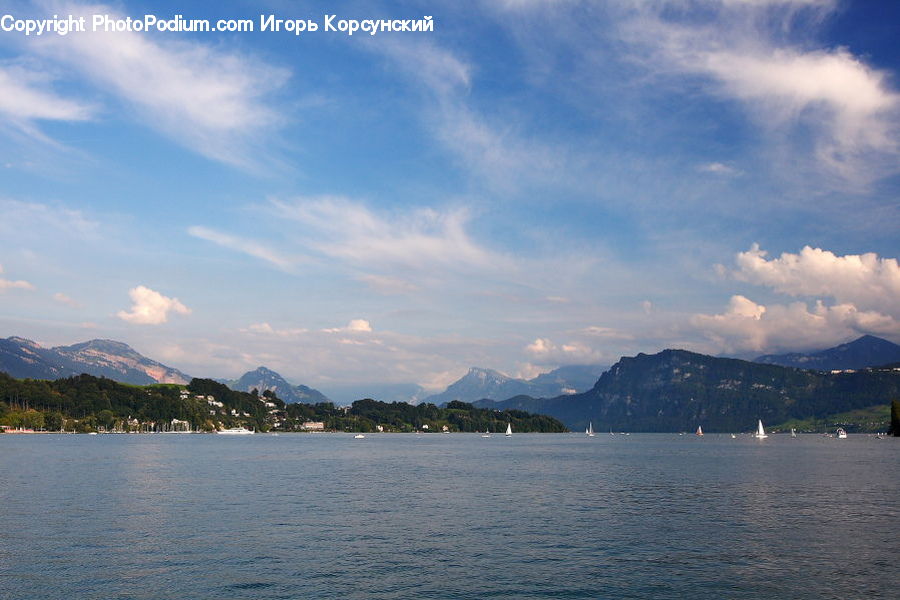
(0, 61), (93, 141)
(269, 196), (510, 274)
(187, 225), (299, 272)
(52, 292), (80, 307)
(28, 1), (289, 169)
(619, 0), (900, 187)
(374, 39), (565, 190)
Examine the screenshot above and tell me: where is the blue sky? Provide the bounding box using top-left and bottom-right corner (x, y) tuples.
(1, 0), (899, 396)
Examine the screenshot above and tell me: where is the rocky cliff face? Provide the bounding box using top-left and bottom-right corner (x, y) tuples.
(0, 336), (190, 385)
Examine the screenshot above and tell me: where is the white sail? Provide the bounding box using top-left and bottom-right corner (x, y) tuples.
(505, 423), (512, 436)
(587, 422), (595, 436)
(696, 425), (703, 436)
(755, 419), (768, 439)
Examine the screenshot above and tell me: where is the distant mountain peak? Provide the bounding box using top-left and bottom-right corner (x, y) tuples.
(63, 339), (138, 354)
(6, 336), (41, 348)
(754, 335), (900, 371)
(1, 335), (190, 385)
(424, 364), (607, 405)
(229, 366), (330, 404)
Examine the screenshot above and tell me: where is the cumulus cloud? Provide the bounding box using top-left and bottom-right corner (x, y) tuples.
(732, 244), (900, 318)
(323, 319), (373, 334)
(524, 337), (604, 364)
(0, 264), (35, 291)
(116, 285), (191, 325)
(692, 244), (900, 352)
(691, 295), (900, 354)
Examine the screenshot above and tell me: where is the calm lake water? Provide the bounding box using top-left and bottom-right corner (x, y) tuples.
(1, 433), (897, 599)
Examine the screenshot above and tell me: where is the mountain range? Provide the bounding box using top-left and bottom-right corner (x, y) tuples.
(754, 335), (900, 371)
(422, 364), (608, 405)
(0, 337), (190, 385)
(476, 346), (900, 432)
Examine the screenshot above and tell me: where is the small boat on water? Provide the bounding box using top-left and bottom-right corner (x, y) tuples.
(505, 423), (512, 437)
(791, 428), (797, 438)
(836, 428), (847, 439)
(696, 425), (704, 437)
(481, 430), (491, 438)
(217, 427), (254, 435)
(754, 420), (768, 439)
(354, 434), (365, 439)
(731, 433), (736, 439)
(586, 422), (595, 437)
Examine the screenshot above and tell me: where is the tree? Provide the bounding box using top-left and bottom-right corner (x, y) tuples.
(44, 411), (64, 431)
(97, 409), (116, 431)
(21, 410), (45, 430)
(891, 399), (900, 437)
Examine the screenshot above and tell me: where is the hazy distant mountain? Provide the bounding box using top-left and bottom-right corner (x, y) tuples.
(480, 348), (900, 432)
(754, 335), (900, 371)
(528, 364), (608, 395)
(0, 336), (190, 385)
(422, 364), (608, 405)
(228, 366), (330, 404)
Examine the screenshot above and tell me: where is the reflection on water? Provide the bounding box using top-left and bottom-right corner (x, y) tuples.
(1, 434), (897, 599)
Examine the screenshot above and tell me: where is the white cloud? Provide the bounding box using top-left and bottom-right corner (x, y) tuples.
(691, 295), (900, 354)
(0, 198), (98, 239)
(0, 63), (92, 139)
(0, 264), (35, 291)
(732, 244), (900, 318)
(323, 319), (373, 334)
(271, 197), (508, 273)
(52, 292), (80, 307)
(524, 337), (604, 364)
(698, 162), (741, 176)
(33, 1), (289, 168)
(375, 39), (564, 189)
(116, 285), (191, 325)
(582, 326), (635, 340)
(359, 274), (421, 295)
(623, 1), (900, 186)
(691, 244), (900, 352)
(241, 322), (308, 337)
(188, 225), (298, 271)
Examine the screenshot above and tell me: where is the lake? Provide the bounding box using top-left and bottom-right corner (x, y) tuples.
(1, 433), (897, 599)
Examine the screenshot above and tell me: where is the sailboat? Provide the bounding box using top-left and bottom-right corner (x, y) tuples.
(754, 419), (768, 439)
(505, 423), (512, 437)
(481, 429), (491, 438)
(696, 425), (704, 437)
(586, 422), (595, 437)
(791, 428), (797, 438)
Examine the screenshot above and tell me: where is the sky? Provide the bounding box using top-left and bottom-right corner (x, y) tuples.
(1, 0), (899, 399)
